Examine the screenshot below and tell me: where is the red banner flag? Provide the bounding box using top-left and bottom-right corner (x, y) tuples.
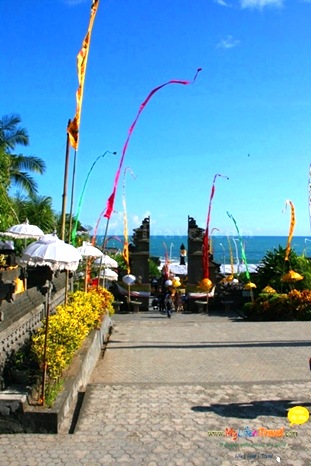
(202, 174), (228, 278)
(104, 68), (202, 219)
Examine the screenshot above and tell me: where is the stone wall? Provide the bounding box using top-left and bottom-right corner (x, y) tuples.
(0, 273), (67, 371)
(0, 312), (112, 433)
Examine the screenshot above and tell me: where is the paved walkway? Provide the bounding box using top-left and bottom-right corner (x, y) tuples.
(1, 309), (311, 465)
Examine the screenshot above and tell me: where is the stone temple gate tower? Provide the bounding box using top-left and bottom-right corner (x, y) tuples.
(129, 217), (150, 284)
(187, 216), (220, 286)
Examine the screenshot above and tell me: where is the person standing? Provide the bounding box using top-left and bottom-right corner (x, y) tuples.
(174, 290), (183, 313)
(157, 287), (165, 313)
(164, 290), (174, 318)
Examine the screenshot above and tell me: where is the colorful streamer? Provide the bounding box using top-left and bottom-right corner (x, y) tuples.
(227, 236), (234, 276)
(163, 242), (169, 280)
(202, 174), (229, 278)
(104, 68), (202, 220)
(71, 151), (116, 246)
(122, 167), (135, 274)
(226, 212), (250, 281)
(309, 164), (311, 233)
(209, 227), (220, 256)
(284, 200), (296, 261)
(67, 0), (99, 150)
(91, 209), (104, 246)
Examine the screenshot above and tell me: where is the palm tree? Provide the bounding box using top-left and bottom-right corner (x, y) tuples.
(54, 212), (90, 244)
(0, 113), (46, 196)
(12, 193), (56, 233)
(0, 145), (19, 229)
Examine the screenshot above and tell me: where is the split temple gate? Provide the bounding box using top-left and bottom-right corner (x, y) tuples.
(127, 215), (220, 311)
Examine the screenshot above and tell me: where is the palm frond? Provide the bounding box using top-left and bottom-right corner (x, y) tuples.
(0, 114), (29, 150)
(10, 171), (38, 196)
(10, 154), (46, 174)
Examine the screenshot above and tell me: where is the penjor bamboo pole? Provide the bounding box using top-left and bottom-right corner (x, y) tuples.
(61, 120), (71, 242)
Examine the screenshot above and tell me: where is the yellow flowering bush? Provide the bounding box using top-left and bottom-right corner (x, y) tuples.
(243, 289), (311, 321)
(32, 287), (114, 381)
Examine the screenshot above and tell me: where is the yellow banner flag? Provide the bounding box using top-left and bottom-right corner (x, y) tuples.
(285, 200), (296, 261)
(123, 192), (130, 274)
(122, 168), (135, 274)
(67, 0), (99, 150)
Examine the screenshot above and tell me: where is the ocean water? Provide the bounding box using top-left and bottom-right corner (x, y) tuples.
(100, 235), (311, 265)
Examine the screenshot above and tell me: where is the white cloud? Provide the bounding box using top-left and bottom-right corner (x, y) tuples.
(240, 0), (283, 8)
(62, 0), (87, 6)
(131, 211), (151, 228)
(217, 35), (241, 49)
(214, 0), (229, 6)
(132, 215), (142, 228)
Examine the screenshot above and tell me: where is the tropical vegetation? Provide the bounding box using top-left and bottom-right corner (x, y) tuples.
(254, 246), (311, 294)
(244, 246), (311, 321)
(0, 113), (48, 231)
(243, 290), (311, 321)
(0, 113), (46, 195)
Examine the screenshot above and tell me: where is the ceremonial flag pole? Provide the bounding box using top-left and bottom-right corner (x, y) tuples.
(103, 69), (202, 223)
(66, 0), (100, 243)
(122, 167), (135, 303)
(284, 200), (296, 262)
(227, 211), (255, 301)
(71, 151), (116, 246)
(60, 120), (71, 241)
(67, 0), (100, 152)
(93, 69), (202, 282)
(200, 174), (228, 293)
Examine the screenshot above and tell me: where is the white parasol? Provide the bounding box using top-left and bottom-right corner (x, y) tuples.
(94, 254), (118, 268)
(77, 241), (103, 258)
(1, 219), (45, 290)
(20, 233), (82, 272)
(122, 274), (136, 308)
(122, 274), (136, 285)
(1, 219), (44, 239)
(100, 268), (118, 281)
(77, 241), (103, 291)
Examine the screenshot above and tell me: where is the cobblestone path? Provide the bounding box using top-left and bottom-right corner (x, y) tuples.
(1, 311), (311, 465)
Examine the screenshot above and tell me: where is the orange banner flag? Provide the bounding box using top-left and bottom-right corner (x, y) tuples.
(67, 0), (99, 150)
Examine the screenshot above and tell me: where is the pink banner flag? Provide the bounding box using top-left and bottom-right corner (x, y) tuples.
(202, 174), (229, 278)
(104, 68), (202, 219)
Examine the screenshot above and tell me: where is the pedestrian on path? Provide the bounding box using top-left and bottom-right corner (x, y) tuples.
(157, 287), (165, 313)
(164, 290), (174, 318)
(174, 290), (183, 313)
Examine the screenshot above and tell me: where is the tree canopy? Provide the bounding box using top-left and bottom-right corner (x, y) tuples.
(0, 113), (46, 197)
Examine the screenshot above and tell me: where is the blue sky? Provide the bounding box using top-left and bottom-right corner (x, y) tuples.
(2, 0), (311, 237)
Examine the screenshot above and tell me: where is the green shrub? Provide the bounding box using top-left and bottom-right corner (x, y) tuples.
(254, 246), (311, 294)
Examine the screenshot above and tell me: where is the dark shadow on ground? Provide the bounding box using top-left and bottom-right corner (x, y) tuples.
(140, 316), (169, 319)
(136, 312), (244, 322)
(191, 399), (311, 419)
(68, 391), (85, 434)
(104, 340), (311, 350)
